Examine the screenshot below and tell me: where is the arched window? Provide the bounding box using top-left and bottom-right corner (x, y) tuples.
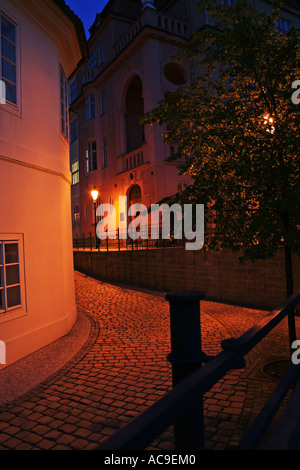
(125, 76), (145, 153)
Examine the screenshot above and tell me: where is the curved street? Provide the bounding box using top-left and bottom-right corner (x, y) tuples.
(0, 271), (295, 450)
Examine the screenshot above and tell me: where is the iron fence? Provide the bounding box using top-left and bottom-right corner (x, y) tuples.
(73, 224), (188, 252)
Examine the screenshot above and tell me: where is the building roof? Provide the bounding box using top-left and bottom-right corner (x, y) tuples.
(89, 0), (143, 35)
(51, 0), (88, 58)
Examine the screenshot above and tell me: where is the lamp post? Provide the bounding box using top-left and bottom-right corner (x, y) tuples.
(91, 186), (99, 249)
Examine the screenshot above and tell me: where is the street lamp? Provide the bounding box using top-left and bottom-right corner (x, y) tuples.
(91, 186), (99, 248)
(263, 114), (275, 134)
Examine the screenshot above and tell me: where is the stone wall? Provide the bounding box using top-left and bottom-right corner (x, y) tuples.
(73, 248), (300, 311)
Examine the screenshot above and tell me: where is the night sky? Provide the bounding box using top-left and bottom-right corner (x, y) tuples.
(65, 0), (110, 37)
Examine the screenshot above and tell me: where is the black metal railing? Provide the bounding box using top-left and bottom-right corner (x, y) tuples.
(96, 290), (300, 451)
(73, 224), (189, 252)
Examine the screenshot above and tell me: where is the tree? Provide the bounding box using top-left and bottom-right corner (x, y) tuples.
(144, 0), (300, 345)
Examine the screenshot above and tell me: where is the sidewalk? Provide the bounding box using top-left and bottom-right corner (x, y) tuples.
(0, 271), (296, 450)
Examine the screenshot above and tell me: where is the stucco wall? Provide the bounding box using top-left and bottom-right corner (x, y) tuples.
(0, 0), (80, 368)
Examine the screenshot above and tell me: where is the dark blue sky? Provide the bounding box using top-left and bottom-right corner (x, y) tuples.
(65, 0), (110, 37)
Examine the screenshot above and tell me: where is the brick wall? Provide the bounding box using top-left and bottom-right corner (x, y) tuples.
(73, 248), (300, 310)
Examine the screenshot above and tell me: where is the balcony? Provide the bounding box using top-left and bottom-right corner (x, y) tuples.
(114, 8), (188, 57)
(117, 143), (148, 175)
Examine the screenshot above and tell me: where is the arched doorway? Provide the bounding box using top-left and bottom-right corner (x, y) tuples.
(128, 184), (142, 205)
(127, 184), (144, 242)
(128, 184), (142, 224)
(125, 76), (145, 153)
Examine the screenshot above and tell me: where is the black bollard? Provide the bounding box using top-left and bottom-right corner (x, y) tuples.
(165, 291), (206, 451)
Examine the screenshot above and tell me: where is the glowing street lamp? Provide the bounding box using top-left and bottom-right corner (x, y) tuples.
(263, 114), (275, 134)
(91, 186), (99, 248)
(91, 187), (99, 202)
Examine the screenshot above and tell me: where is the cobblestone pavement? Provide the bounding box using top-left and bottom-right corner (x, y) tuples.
(0, 271), (297, 450)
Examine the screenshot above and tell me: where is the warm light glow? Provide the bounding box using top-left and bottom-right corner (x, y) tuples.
(91, 187), (99, 201)
(263, 114), (275, 134)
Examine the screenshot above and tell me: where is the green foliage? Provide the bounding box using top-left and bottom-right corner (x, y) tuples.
(144, 0), (300, 262)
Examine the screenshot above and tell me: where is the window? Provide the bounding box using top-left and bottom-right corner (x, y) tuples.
(108, 196), (114, 215)
(71, 160), (79, 185)
(96, 197), (103, 222)
(73, 205), (80, 227)
(0, 239), (24, 314)
(100, 89), (105, 115)
(99, 43), (104, 65)
(60, 67), (69, 138)
(85, 94), (95, 120)
(86, 141), (97, 172)
(276, 18), (292, 32)
(125, 76), (145, 153)
(102, 137), (107, 168)
(89, 50), (97, 68)
(70, 78), (77, 103)
(82, 62), (87, 84)
(1, 13), (17, 105)
(70, 119), (78, 145)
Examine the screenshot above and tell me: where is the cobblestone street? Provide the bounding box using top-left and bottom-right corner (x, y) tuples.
(0, 271), (296, 450)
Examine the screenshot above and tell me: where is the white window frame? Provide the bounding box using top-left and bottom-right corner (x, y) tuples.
(0, 234), (26, 323)
(60, 66), (69, 139)
(0, 9), (20, 114)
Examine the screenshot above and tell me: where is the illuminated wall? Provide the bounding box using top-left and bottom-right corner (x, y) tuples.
(0, 0), (85, 368)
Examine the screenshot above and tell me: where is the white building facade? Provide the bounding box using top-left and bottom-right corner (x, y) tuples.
(0, 0), (87, 368)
